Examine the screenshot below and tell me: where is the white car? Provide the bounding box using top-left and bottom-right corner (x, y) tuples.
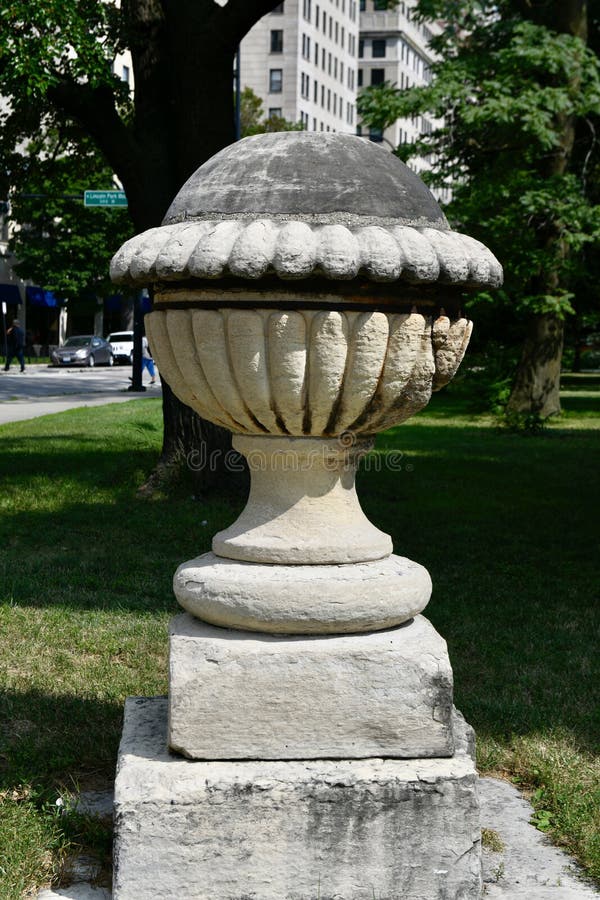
(107, 331), (134, 365)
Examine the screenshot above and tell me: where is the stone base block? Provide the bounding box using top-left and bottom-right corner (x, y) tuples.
(168, 613), (454, 760)
(114, 697), (482, 900)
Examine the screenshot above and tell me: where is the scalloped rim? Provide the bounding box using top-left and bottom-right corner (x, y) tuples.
(110, 218), (503, 289)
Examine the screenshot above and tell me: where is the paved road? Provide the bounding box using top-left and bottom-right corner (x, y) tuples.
(0, 364), (161, 425)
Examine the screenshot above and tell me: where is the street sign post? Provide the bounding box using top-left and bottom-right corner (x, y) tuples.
(84, 190), (128, 208)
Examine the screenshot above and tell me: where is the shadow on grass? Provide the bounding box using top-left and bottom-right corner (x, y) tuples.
(1, 689), (123, 791)
(360, 421), (600, 755)
(1, 405), (599, 760)
(561, 394), (600, 415)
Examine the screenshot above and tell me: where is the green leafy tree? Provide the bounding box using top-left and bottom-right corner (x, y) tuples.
(358, 0), (600, 417)
(0, 0), (284, 488)
(9, 131), (132, 301)
(240, 86), (303, 137)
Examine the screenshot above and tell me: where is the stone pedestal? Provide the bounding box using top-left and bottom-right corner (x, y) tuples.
(110, 133), (499, 900)
(114, 697), (482, 900)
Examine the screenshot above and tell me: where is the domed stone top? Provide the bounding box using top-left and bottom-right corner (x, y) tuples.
(110, 132), (502, 290)
(163, 132), (448, 228)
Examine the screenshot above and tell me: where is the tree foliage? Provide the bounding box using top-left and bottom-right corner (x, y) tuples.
(358, 1), (600, 416)
(0, 0), (284, 232)
(8, 131), (132, 299)
(0, 0), (283, 488)
(358, 8), (600, 317)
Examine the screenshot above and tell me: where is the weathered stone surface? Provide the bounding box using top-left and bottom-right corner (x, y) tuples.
(110, 133), (503, 290)
(168, 614), (453, 760)
(114, 697), (482, 900)
(174, 552), (431, 634)
(145, 308), (472, 437)
(212, 435), (392, 565)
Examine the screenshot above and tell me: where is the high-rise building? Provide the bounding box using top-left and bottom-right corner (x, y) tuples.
(357, 0), (440, 162)
(240, 0), (360, 134)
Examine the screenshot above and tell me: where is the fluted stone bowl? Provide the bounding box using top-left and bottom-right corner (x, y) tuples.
(146, 307), (471, 437)
(111, 132), (501, 440)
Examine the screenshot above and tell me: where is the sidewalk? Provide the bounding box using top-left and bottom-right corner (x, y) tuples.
(0, 364), (160, 425)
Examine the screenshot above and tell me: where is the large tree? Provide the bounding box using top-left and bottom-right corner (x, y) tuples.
(358, 0), (600, 418)
(0, 0), (284, 486)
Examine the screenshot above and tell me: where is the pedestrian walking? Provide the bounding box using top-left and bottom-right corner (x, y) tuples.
(3, 319), (25, 372)
(141, 335), (157, 385)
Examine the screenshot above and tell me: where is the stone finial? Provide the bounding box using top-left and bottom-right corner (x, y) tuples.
(111, 132), (502, 634)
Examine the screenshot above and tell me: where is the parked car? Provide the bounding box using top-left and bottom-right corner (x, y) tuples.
(51, 336), (114, 367)
(107, 331), (134, 365)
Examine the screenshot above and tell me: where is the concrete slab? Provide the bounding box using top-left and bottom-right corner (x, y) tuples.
(480, 777), (598, 897)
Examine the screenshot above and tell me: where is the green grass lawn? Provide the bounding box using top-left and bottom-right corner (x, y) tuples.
(0, 384), (599, 897)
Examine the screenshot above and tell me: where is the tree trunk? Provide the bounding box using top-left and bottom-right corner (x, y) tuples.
(47, 0), (292, 494)
(138, 380), (241, 496)
(506, 314), (564, 417)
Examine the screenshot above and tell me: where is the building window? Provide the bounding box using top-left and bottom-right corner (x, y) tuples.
(358, 38), (364, 58)
(269, 108), (282, 118)
(341, 26), (345, 49)
(303, 0), (312, 20)
(313, 117), (317, 130)
(271, 1), (284, 11)
(369, 126), (384, 143)
(269, 68), (283, 92)
(334, 57), (338, 78)
(359, 0), (365, 9)
(315, 41), (319, 65)
(335, 21), (339, 42)
(340, 61), (344, 82)
(327, 88), (331, 111)
(374, 0), (388, 9)
(315, 4), (320, 27)
(302, 33), (311, 59)
(314, 79), (318, 101)
(329, 17), (332, 38)
(328, 52), (332, 75)
(371, 68), (385, 85)
(372, 39), (386, 57)
(270, 30), (283, 53)
(322, 11), (327, 33)
(357, 68), (363, 87)
(122, 65), (130, 84)
(321, 84), (325, 106)
(322, 47), (326, 68)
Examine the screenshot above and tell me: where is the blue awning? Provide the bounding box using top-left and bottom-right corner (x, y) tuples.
(0, 283), (22, 304)
(26, 286), (58, 307)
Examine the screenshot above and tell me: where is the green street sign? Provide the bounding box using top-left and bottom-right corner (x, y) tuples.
(84, 190), (128, 208)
